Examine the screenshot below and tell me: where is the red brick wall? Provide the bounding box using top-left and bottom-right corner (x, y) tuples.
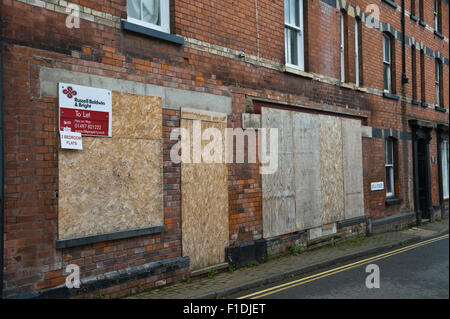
(1, 0), (449, 297)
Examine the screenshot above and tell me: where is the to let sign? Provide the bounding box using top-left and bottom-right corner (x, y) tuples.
(59, 83), (112, 137)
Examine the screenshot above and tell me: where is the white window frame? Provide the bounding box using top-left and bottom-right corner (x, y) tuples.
(385, 138), (395, 198)
(383, 33), (391, 93)
(434, 0), (440, 32)
(435, 59), (441, 106)
(340, 11), (345, 82)
(355, 18), (359, 86)
(127, 0), (170, 34)
(284, 0), (305, 71)
(441, 139), (449, 200)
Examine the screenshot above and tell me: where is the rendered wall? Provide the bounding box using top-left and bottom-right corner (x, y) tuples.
(58, 92), (164, 240)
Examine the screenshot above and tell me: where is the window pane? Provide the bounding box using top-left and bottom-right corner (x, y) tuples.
(290, 0), (300, 27)
(436, 85), (440, 105)
(285, 28), (290, 63)
(142, 0), (160, 25)
(127, 0), (141, 20)
(294, 0), (300, 27)
(384, 64), (391, 91)
(386, 167), (393, 195)
(383, 35), (390, 63)
(435, 60), (440, 82)
(285, 0), (290, 24)
(442, 141), (449, 199)
(289, 29), (299, 66)
(385, 139), (393, 165)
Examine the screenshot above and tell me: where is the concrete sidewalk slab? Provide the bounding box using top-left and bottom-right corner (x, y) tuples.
(126, 218), (449, 299)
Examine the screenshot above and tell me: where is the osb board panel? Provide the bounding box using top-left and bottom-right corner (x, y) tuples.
(319, 115), (345, 225)
(261, 108), (296, 238)
(342, 118), (365, 220)
(181, 119), (229, 271)
(292, 112), (322, 231)
(58, 138), (163, 239)
(112, 92), (162, 139)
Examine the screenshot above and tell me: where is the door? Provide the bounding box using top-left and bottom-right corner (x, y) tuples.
(417, 140), (430, 220)
(412, 126), (432, 223)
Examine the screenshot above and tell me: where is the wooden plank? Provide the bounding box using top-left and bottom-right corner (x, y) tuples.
(292, 112), (323, 230)
(319, 115), (345, 224)
(342, 118), (365, 220)
(181, 119), (229, 270)
(261, 108), (296, 238)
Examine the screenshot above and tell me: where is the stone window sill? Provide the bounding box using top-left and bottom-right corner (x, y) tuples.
(383, 92), (400, 100)
(434, 30), (444, 39)
(435, 106), (447, 113)
(121, 20), (184, 45)
(382, 0), (398, 9)
(410, 15), (418, 22)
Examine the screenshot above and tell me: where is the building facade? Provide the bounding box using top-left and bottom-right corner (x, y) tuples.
(0, 0), (448, 298)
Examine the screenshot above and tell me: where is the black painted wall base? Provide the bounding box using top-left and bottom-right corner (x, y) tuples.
(226, 240), (267, 267)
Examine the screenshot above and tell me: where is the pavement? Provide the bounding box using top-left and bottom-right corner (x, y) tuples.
(126, 217), (449, 299)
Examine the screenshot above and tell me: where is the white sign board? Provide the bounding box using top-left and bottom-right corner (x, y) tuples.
(60, 131), (83, 150)
(371, 182), (384, 191)
(58, 83), (112, 137)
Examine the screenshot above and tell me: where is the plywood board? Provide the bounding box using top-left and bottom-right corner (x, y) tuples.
(58, 138), (163, 239)
(181, 117), (229, 271)
(292, 112), (322, 230)
(342, 118), (365, 220)
(112, 92), (162, 139)
(58, 92), (163, 240)
(319, 115), (345, 224)
(261, 108), (296, 238)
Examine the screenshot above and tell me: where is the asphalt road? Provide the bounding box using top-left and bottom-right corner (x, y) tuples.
(234, 235), (449, 299)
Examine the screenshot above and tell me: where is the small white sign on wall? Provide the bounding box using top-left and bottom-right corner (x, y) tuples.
(60, 131), (83, 150)
(371, 182), (384, 191)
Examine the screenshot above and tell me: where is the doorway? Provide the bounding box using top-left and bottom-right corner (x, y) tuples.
(412, 125), (432, 223)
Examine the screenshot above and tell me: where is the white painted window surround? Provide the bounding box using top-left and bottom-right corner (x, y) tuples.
(442, 139), (449, 200)
(284, 0), (304, 71)
(355, 19), (359, 86)
(340, 12), (345, 83)
(385, 138), (395, 198)
(435, 59), (441, 106)
(383, 33), (392, 92)
(127, 0), (170, 34)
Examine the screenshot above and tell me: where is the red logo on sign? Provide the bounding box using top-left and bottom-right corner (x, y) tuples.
(63, 86), (77, 98)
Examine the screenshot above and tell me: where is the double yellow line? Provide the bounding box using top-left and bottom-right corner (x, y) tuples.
(238, 234), (449, 299)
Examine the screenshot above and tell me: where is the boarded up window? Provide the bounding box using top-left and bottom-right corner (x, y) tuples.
(58, 92), (163, 240)
(261, 108), (364, 238)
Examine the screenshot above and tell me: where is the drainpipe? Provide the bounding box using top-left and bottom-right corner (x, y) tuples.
(399, 0), (410, 223)
(401, 0), (409, 84)
(0, 19), (4, 298)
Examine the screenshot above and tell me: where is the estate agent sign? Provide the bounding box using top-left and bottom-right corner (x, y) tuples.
(58, 83), (112, 137)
